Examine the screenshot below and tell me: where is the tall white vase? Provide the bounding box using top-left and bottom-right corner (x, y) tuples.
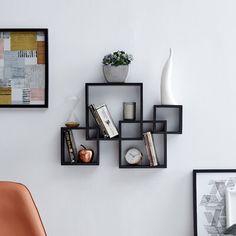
(160, 48), (177, 105)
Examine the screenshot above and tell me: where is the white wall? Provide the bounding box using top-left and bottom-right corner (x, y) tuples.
(0, 0), (235, 235)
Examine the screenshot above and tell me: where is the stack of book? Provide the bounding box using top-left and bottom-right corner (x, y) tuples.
(143, 131), (159, 166)
(64, 129), (77, 163)
(89, 104), (119, 138)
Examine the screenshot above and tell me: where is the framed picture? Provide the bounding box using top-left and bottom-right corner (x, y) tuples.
(193, 169), (236, 236)
(0, 28), (48, 107)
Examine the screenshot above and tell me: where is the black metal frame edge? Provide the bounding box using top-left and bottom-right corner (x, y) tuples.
(192, 169), (236, 236)
(0, 28), (49, 108)
(163, 132), (167, 168)
(85, 82), (143, 86)
(85, 84), (89, 139)
(119, 121), (122, 167)
(61, 162), (99, 166)
(119, 164), (167, 169)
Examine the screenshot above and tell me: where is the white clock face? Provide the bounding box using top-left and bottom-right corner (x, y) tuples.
(125, 148), (142, 164)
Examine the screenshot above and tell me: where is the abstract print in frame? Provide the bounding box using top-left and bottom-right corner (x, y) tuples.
(0, 28), (48, 107)
(193, 169), (236, 236)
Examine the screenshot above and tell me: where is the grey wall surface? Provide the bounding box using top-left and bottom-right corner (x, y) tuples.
(0, 0), (235, 235)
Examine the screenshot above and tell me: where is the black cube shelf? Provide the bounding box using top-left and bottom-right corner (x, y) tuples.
(61, 127), (100, 166)
(60, 82), (183, 168)
(119, 120), (167, 168)
(153, 105), (183, 134)
(85, 83), (143, 140)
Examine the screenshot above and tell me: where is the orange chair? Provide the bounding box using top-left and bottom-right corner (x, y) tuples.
(0, 181), (47, 236)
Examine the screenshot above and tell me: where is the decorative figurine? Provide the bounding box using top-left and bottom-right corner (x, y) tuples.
(78, 145), (94, 163)
(65, 96), (80, 128)
(160, 48), (177, 105)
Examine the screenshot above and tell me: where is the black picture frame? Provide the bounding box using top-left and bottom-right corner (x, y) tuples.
(0, 28), (48, 108)
(193, 169), (236, 236)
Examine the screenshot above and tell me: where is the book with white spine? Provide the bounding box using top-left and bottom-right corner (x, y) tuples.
(89, 104), (109, 138)
(96, 104), (118, 138)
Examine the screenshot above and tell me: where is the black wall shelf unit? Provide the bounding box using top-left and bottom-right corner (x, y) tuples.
(61, 127), (100, 166)
(60, 82), (183, 168)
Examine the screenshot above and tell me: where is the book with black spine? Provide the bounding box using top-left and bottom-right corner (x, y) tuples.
(64, 129), (76, 163)
(68, 129), (78, 163)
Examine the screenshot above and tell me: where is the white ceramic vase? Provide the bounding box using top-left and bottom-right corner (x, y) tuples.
(160, 48), (177, 105)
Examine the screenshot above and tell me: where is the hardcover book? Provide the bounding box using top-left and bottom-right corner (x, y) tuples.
(89, 104), (118, 138)
(64, 129), (77, 163)
(89, 104), (109, 138)
(143, 131), (159, 166)
(96, 104), (118, 138)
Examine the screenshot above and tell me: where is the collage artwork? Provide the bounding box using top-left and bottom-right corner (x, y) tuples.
(0, 31), (46, 105)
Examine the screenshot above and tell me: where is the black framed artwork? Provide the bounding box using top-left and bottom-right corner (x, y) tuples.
(0, 28), (48, 107)
(193, 169), (236, 236)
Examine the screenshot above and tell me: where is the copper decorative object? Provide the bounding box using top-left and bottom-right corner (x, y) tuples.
(78, 145), (94, 163)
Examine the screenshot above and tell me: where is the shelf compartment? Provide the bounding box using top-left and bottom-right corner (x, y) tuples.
(119, 120), (167, 140)
(119, 120), (167, 168)
(142, 120), (167, 134)
(119, 120), (143, 140)
(61, 127), (99, 166)
(153, 105), (183, 134)
(85, 83), (143, 140)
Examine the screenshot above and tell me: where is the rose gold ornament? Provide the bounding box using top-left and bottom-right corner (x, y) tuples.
(78, 145), (94, 163)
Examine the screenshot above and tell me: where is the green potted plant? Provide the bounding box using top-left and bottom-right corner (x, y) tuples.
(102, 50), (133, 83)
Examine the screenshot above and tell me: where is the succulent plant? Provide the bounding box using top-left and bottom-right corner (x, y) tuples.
(103, 51), (133, 66)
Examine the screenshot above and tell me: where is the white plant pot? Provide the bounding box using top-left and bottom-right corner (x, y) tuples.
(103, 65), (129, 83)
(160, 48), (177, 105)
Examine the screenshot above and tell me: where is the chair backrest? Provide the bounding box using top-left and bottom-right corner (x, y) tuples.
(0, 181), (46, 236)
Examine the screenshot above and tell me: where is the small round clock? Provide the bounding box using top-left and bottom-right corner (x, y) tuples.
(125, 148), (143, 165)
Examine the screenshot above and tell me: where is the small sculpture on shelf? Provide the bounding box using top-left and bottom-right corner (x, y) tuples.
(65, 96), (80, 128)
(123, 102), (136, 120)
(160, 48), (177, 105)
(78, 145), (94, 163)
(102, 50), (133, 83)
